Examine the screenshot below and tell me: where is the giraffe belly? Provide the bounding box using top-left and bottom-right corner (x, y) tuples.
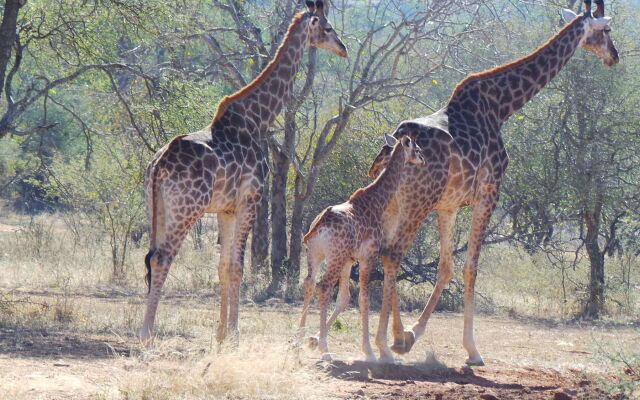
(205, 177), (262, 214)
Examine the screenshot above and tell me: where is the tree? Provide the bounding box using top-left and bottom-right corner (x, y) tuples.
(501, 16), (640, 318)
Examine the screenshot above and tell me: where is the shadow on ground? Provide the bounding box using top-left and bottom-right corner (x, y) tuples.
(0, 328), (131, 359)
(318, 359), (577, 394)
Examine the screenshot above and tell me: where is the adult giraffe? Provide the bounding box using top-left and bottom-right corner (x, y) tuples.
(367, 0), (618, 364)
(139, 0), (347, 344)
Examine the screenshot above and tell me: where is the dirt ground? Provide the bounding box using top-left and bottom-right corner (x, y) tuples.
(0, 291), (637, 400)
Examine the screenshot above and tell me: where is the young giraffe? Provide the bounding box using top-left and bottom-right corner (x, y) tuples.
(300, 135), (425, 361)
(139, 0), (347, 344)
(367, 0), (618, 364)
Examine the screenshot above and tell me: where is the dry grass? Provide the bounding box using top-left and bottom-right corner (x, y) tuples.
(1, 211), (639, 399)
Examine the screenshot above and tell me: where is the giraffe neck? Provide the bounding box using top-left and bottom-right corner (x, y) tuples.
(449, 16), (587, 123)
(211, 13), (309, 138)
(350, 143), (406, 216)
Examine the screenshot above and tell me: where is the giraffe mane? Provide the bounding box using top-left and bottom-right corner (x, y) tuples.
(349, 141), (403, 202)
(348, 187), (366, 202)
(448, 14), (585, 103)
(210, 12), (308, 125)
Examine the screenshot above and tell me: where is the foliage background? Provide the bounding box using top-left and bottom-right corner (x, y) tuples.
(0, 0), (638, 321)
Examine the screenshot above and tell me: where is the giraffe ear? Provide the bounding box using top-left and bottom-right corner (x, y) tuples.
(384, 133), (397, 147)
(591, 16), (612, 29)
(561, 8), (578, 23)
(305, 0), (315, 12)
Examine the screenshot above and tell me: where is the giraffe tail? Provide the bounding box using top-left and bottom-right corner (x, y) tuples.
(144, 135), (185, 294)
(145, 164), (168, 294)
(144, 250), (154, 294)
(303, 207), (331, 244)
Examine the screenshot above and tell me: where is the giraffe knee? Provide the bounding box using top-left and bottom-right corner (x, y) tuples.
(303, 277), (315, 292)
(439, 260), (454, 284)
(336, 291), (350, 308)
(463, 265), (477, 281)
(146, 250), (172, 292)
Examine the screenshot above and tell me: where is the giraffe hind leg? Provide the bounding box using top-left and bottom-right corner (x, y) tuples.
(316, 257), (345, 361)
(139, 207), (204, 343)
(299, 243), (322, 342)
(326, 261), (353, 329)
(139, 247), (177, 342)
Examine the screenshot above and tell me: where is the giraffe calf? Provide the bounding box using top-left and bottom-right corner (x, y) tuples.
(299, 135), (425, 362)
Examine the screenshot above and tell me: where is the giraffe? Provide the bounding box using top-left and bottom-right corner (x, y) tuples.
(367, 0), (618, 364)
(299, 135), (425, 361)
(138, 0), (347, 344)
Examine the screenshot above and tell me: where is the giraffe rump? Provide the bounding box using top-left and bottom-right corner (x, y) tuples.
(303, 207), (331, 244)
(143, 135), (182, 294)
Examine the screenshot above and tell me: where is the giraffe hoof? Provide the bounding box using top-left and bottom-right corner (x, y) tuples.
(307, 336), (319, 350)
(378, 353), (395, 364)
(321, 352), (333, 361)
(465, 357), (485, 367)
(391, 330), (415, 355)
(364, 354), (377, 363)
(138, 329), (155, 346)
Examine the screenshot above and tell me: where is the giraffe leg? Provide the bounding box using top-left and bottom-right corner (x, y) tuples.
(139, 211), (202, 342)
(357, 257), (376, 362)
(397, 210), (458, 353)
(226, 203), (258, 346)
(217, 213), (236, 344)
(326, 262), (353, 329)
(461, 191), (496, 366)
(389, 277), (413, 354)
(139, 248), (174, 342)
(375, 254), (400, 363)
(299, 245), (322, 340)
(317, 260), (343, 361)
(383, 211), (439, 355)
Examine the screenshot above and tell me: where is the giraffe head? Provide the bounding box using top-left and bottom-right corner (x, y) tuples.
(305, 0), (348, 58)
(368, 134), (424, 179)
(562, 0), (618, 66)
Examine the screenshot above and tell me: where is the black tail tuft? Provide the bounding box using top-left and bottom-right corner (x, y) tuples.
(144, 250), (154, 294)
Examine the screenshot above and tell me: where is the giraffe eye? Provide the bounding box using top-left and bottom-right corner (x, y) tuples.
(324, 27), (333, 33)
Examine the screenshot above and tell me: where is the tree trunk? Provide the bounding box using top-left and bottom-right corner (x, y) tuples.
(269, 145), (290, 293)
(0, 0), (25, 99)
(289, 170), (312, 278)
(251, 168), (270, 274)
(583, 205), (605, 318)
(287, 174), (306, 290)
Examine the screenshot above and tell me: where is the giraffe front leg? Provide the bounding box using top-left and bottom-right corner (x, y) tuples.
(357, 258), (376, 362)
(386, 220), (428, 356)
(316, 283), (332, 360)
(375, 255), (400, 363)
(462, 189), (498, 366)
(217, 213), (235, 345)
(408, 210), (458, 345)
(389, 282), (415, 355)
(227, 204), (257, 347)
